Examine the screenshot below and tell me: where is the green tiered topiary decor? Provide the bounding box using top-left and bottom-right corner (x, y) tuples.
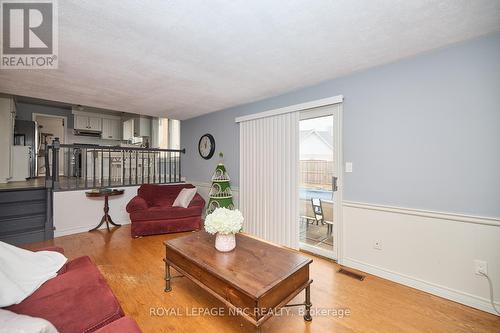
(207, 153), (234, 214)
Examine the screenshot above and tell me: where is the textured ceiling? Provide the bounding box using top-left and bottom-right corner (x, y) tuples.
(1, 0), (500, 120)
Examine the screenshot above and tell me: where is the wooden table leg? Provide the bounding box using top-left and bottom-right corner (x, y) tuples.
(89, 194), (121, 232)
(164, 261), (172, 292)
(103, 195), (110, 231)
(304, 285), (312, 321)
(89, 215), (106, 232)
(105, 196), (121, 227)
(107, 214), (121, 227)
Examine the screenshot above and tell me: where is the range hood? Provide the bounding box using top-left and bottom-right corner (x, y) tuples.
(73, 129), (101, 137)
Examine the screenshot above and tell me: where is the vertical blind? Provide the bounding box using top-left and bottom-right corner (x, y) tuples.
(239, 111), (299, 249)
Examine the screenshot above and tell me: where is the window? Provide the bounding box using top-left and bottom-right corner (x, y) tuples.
(156, 118), (180, 149)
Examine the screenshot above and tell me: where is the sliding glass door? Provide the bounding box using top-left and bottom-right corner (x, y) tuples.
(298, 105), (340, 260)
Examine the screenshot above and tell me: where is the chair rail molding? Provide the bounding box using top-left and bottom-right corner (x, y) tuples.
(341, 201), (500, 315)
(343, 201), (500, 227)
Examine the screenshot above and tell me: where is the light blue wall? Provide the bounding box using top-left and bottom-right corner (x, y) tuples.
(181, 33), (500, 218)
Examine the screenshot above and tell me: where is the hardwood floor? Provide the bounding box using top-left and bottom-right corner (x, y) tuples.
(0, 177), (45, 191)
(24, 225), (499, 333)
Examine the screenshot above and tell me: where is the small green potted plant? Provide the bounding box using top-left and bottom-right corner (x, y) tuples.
(204, 207), (243, 252)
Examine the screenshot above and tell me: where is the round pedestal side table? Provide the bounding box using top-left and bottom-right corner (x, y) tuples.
(86, 189), (125, 232)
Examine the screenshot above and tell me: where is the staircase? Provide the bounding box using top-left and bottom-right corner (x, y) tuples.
(0, 188), (53, 245)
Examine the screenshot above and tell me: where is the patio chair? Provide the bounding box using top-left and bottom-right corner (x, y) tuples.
(311, 198), (333, 235)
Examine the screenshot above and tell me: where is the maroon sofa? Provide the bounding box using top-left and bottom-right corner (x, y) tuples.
(3, 246), (141, 333)
(126, 184), (205, 237)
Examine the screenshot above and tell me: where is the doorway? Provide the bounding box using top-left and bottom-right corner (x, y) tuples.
(298, 103), (342, 260)
(33, 114), (66, 176)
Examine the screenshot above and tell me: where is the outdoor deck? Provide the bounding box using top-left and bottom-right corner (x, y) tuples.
(300, 220), (333, 251)
(299, 198), (334, 251)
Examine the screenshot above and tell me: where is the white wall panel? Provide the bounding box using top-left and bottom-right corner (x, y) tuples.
(53, 187), (139, 236)
(342, 202), (500, 315)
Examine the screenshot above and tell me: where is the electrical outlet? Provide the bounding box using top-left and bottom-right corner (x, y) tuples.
(474, 260), (488, 275)
(373, 241), (382, 250)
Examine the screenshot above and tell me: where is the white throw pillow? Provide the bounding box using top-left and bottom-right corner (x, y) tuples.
(0, 309), (59, 333)
(0, 242), (67, 307)
(172, 188), (197, 208)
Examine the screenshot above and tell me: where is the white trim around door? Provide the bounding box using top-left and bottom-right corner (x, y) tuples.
(32, 113), (67, 143)
(235, 95), (344, 123)
(299, 102), (343, 261)
(235, 95), (344, 260)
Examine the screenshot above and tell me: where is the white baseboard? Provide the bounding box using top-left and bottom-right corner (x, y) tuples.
(342, 257), (500, 315)
(342, 202), (500, 316)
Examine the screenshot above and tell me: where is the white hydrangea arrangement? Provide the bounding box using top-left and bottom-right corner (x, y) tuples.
(204, 207), (243, 235)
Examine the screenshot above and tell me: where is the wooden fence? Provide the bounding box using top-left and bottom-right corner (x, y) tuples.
(299, 160), (333, 189)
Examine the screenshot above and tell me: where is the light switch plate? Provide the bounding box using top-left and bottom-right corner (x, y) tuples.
(345, 162), (353, 173)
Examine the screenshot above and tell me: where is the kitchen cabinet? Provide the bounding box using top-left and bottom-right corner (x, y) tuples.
(74, 115), (88, 130)
(74, 115), (101, 131)
(101, 118), (121, 140)
(88, 116), (101, 131)
(134, 117), (151, 137)
(123, 119), (134, 140)
(122, 117), (151, 140)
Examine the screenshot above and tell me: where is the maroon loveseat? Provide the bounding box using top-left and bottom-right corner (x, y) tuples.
(126, 184), (205, 237)
(3, 247), (141, 333)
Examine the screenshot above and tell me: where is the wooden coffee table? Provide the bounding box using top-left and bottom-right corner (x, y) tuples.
(163, 232), (313, 329)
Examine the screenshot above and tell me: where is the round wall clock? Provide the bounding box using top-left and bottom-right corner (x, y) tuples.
(198, 134), (215, 159)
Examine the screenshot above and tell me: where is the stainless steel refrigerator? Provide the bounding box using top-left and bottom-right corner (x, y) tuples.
(14, 120), (39, 178)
